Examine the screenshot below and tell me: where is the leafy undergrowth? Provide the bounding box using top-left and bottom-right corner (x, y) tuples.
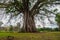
(0, 32), (60, 40)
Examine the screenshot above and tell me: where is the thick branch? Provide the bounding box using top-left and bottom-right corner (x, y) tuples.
(31, 3), (44, 16)
(30, 0), (45, 12)
(13, 0), (23, 12)
(22, 0), (29, 11)
(0, 3), (11, 8)
(0, 3), (8, 8)
(0, 6), (6, 8)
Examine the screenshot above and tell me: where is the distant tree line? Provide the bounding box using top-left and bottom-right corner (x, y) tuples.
(37, 27), (59, 32)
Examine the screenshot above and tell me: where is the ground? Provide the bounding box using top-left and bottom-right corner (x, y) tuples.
(0, 32), (60, 40)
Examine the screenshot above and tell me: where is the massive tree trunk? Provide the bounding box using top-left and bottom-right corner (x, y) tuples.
(21, 0), (38, 32)
(21, 11), (37, 32)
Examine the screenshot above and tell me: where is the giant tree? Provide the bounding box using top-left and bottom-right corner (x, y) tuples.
(0, 0), (60, 32)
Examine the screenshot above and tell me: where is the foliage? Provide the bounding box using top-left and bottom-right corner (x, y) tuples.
(55, 13), (60, 23)
(5, 0), (23, 16)
(37, 28), (59, 32)
(9, 25), (13, 32)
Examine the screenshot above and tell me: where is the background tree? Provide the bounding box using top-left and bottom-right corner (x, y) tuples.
(17, 22), (21, 32)
(55, 13), (60, 31)
(9, 25), (13, 32)
(0, 0), (60, 32)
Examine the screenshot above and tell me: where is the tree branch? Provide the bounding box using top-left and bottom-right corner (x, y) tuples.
(30, 0), (45, 12)
(31, 1), (60, 16)
(13, 0), (23, 12)
(42, 8), (56, 15)
(0, 3), (12, 8)
(22, 0), (29, 11)
(47, 15), (55, 24)
(31, 3), (44, 16)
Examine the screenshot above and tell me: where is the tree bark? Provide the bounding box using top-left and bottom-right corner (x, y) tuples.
(21, 11), (37, 32)
(21, 0), (37, 33)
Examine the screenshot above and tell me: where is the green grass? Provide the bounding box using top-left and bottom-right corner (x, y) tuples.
(0, 32), (60, 40)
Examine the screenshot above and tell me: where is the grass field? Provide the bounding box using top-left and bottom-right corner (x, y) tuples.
(0, 32), (60, 40)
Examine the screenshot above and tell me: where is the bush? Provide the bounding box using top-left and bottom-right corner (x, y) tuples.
(53, 28), (59, 31)
(37, 28), (53, 32)
(9, 25), (13, 32)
